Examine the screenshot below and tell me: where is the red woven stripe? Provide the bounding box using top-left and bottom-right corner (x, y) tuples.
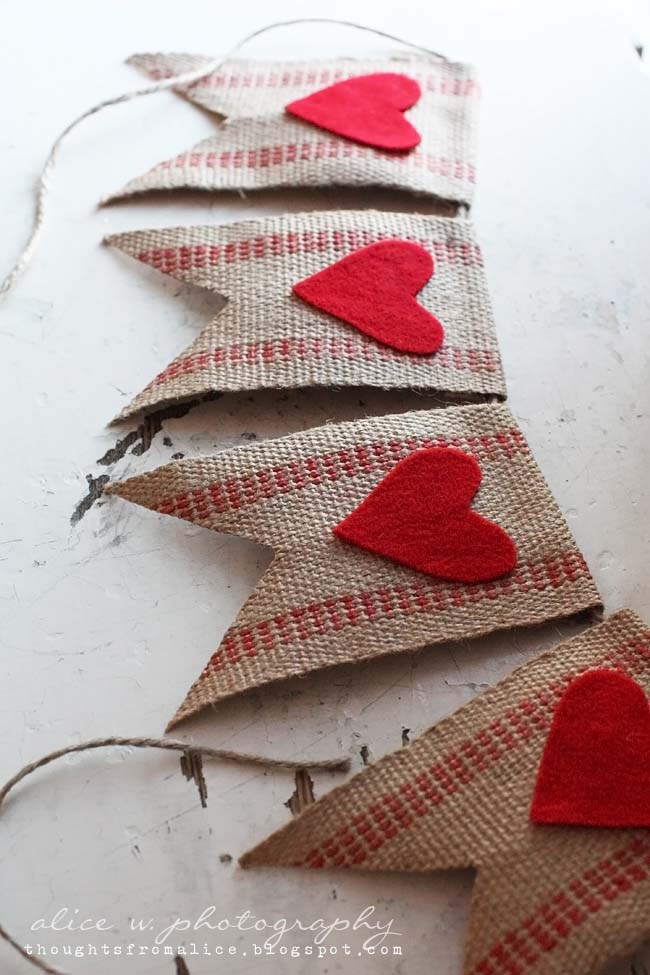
(302, 635), (650, 870)
(157, 427), (527, 519)
(136, 231), (483, 273)
(470, 835), (650, 975)
(147, 67), (478, 96)
(155, 143), (476, 182)
(197, 70), (477, 96)
(205, 551), (591, 678)
(149, 340), (499, 387)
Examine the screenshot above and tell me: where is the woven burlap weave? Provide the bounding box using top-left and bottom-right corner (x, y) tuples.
(241, 609), (650, 975)
(106, 210), (505, 420)
(105, 403), (601, 727)
(105, 53), (478, 206)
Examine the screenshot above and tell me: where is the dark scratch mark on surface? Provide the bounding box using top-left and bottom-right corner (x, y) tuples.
(219, 853), (233, 864)
(72, 397), (221, 523)
(180, 750), (208, 808)
(360, 744), (370, 765)
(285, 769), (315, 816)
(97, 398), (221, 466)
(70, 474), (110, 525)
(444, 679), (491, 693)
(96, 429), (140, 466)
(401, 727), (411, 746)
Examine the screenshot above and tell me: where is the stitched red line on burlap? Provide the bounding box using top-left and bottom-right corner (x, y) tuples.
(147, 340), (500, 388)
(147, 66), (478, 96)
(301, 635), (650, 871)
(470, 833), (650, 975)
(198, 70), (477, 96)
(154, 144), (476, 182)
(136, 232), (484, 273)
(156, 427), (527, 519)
(205, 550), (590, 679)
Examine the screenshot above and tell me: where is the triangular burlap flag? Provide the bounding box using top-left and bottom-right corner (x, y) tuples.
(105, 403), (601, 727)
(241, 609), (650, 975)
(105, 53), (478, 205)
(105, 210), (505, 421)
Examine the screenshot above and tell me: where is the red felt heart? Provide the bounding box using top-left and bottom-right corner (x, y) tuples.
(293, 240), (444, 355)
(530, 669), (650, 828)
(333, 447), (517, 583)
(285, 72), (421, 150)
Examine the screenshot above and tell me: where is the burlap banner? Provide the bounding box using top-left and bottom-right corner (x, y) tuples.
(241, 609), (650, 975)
(106, 209), (505, 421)
(104, 53), (478, 205)
(105, 403), (601, 728)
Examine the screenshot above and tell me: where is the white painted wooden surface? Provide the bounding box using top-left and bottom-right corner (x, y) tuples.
(2, 1), (650, 972)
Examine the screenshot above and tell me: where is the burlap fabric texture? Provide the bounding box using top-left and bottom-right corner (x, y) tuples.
(105, 53), (478, 206)
(241, 609), (650, 975)
(105, 210), (505, 421)
(105, 403), (602, 728)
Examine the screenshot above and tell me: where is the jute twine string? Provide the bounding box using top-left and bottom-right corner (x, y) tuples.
(0, 18), (446, 299)
(0, 735), (350, 975)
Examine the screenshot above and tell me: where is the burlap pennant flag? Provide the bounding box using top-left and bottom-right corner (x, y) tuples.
(105, 210), (505, 421)
(240, 609), (650, 975)
(105, 403), (601, 727)
(105, 53), (478, 205)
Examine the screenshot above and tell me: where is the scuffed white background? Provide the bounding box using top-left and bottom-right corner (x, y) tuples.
(1, 0), (650, 972)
